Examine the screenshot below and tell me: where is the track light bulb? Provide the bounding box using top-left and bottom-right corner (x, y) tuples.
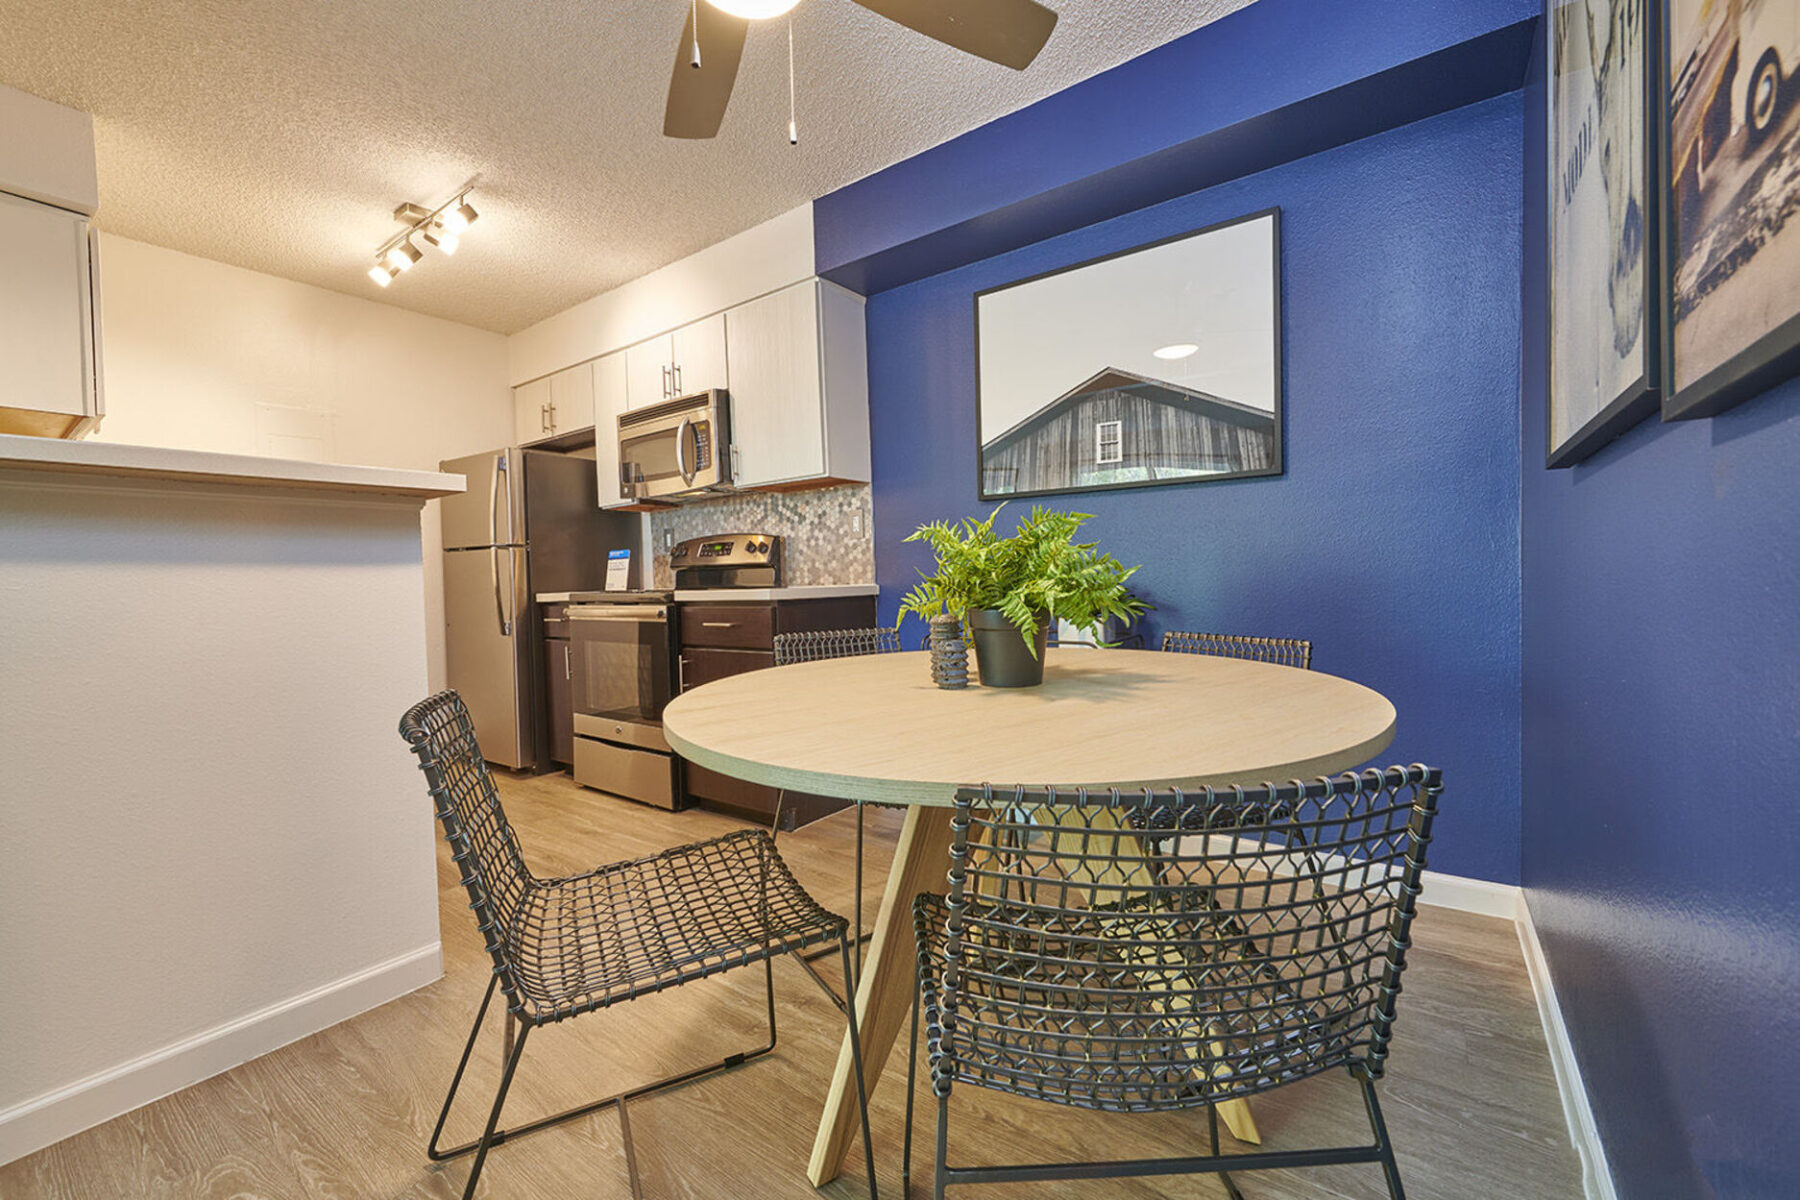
(424, 226), (460, 255)
(386, 239), (423, 273)
(706, 0), (800, 18)
(368, 263), (397, 287)
(443, 199), (479, 234)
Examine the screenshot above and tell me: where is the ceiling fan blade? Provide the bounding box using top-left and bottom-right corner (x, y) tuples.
(851, 0), (1058, 70)
(664, 4), (751, 139)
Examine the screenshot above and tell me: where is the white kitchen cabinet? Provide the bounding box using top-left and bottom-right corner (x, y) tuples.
(513, 375), (552, 444)
(548, 361), (595, 432)
(593, 350), (630, 507)
(671, 312), (727, 395)
(725, 279), (870, 489)
(625, 334), (674, 409)
(624, 313), (729, 408)
(0, 189), (102, 438)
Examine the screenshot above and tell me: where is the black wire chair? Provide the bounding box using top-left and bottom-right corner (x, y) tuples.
(772, 627), (904, 985)
(905, 766), (1442, 1200)
(398, 690), (879, 1200)
(1161, 630), (1314, 670)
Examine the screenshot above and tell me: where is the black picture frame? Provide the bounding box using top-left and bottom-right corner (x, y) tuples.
(1545, 0), (1663, 469)
(971, 208), (1285, 503)
(1659, 0), (1800, 419)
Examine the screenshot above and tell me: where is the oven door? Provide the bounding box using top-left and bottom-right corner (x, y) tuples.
(567, 603), (673, 751)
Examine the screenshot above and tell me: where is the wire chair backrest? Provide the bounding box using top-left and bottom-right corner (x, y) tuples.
(1161, 630), (1313, 670)
(932, 766), (1441, 1113)
(399, 691), (535, 1005)
(773, 626), (903, 666)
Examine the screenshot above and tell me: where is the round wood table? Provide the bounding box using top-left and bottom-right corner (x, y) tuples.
(663, 648), (1397, 1187)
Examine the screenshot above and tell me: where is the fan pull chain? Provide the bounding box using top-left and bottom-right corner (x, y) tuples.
(787, 15), (798, 145)
(690, 0), (702, 68)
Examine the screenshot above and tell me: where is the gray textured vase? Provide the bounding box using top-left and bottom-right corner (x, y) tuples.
(967, 608), (1049, 688)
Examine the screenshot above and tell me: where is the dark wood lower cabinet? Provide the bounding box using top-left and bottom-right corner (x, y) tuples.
(674, 595), (877, 827)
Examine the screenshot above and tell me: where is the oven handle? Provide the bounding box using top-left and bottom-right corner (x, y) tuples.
(676, 415), (696, 486)
(568, 605), (669, 622)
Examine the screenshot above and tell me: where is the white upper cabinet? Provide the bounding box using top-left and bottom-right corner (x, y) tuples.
(726, 280), (870, 489)
(593, 350), (630, 507)
(0, 190), (101, 437)
(548, 361), (595, 432)
(624, 313), (729, 408)
(671, 313), (727, 395)
(625, 333), (674, 409)
(513, 375), (552, 444)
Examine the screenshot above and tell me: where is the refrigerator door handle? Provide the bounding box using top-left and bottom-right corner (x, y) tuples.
(488, 452), (504, 547)
(492, 547), (511, 637)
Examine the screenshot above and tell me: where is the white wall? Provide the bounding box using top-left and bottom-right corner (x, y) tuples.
(0, 471), (443, 1164)
(507, 203), (815, 385)
(91, 235), (513, 689)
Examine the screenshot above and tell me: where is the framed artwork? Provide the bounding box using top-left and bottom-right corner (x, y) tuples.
(1661, 0), (1800, 418)
(1548, 0), (1662, 466)
(973, 208), (1283, 502)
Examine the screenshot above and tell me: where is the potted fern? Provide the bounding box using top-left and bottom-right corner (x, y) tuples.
(897, 505), (1147, 687)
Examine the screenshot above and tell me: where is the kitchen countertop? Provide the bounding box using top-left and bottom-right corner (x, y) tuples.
(538, 584), (879, 604)
(674, 584), (879, 602)
(0, 433), (464, 499)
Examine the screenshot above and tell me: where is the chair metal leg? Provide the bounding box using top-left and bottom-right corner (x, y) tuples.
(933, 1092), (950, 1200)
(1208, 1104), (1246, 1200)
(1359, 1075), (1406, 1200)
(428, 962), (782, 1187)
(458, 1017), (530, 1200)
(903, 970), (921, 1199)
(840, 938), (882, 1200)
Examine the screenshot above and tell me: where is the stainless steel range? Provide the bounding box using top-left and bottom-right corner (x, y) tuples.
(567, 532), (782, 809)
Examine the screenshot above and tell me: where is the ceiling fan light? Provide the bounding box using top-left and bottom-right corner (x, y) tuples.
(705, 0), (800, 19)
(368, 263), (397, 287)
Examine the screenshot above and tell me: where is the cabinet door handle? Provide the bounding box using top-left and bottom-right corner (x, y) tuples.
(563, 643), (572, 680)
(539, 403), (549, 433)
(661, 364), (672, 398)
(547, 401), (557, 432)
(673, 363), (682, 394)
(677, 656), (688, 691)
(701, 621), (739, 628)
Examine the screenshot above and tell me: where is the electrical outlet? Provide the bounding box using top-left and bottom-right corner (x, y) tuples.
(663, 530), (672, 550)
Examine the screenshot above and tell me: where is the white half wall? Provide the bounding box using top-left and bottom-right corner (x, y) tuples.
(89, 234), (513, 689)
(0, 471), (445, 1164)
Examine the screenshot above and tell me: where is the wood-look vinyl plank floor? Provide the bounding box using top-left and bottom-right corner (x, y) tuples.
(2, 772), (1585, 1199)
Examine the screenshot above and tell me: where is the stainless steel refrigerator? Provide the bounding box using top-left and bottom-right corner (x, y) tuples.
(440, 447), (641, 770)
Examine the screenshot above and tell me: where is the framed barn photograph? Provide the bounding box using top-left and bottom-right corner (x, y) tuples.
(1661, 0), (1800, 418)
(973, 208), (1283, 502)
(1546, 0), (1661, 467)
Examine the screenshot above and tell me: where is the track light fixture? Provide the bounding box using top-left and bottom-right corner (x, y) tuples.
(366, 178), (479, 287)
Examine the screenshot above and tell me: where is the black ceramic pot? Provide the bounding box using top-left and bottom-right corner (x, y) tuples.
(966, 608), (1048, 687)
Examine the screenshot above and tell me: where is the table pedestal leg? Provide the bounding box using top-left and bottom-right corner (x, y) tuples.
(808, 804), (954, 1187)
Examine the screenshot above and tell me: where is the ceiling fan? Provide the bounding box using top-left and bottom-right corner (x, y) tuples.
(664, 0), (1060, 140)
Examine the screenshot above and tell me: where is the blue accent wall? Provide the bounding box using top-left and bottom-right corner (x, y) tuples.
(865, 95), (1526, 885)
(1520, 24), (1800, 1200)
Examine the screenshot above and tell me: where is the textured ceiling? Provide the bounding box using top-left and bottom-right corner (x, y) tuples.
(0, 0), (1258, 334)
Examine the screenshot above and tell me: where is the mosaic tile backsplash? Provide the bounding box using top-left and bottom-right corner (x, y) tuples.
(649, 484), (875, 588)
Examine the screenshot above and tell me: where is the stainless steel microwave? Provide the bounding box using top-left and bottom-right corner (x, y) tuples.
(617, 389), (732, 501)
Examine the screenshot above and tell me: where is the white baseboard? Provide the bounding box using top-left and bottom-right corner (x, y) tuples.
(1415, 871), (1616, 1200)
(0, 942), (442, 1167)
(1418, 868), (1526, 919)
(1514, 895), (1619, 1200)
